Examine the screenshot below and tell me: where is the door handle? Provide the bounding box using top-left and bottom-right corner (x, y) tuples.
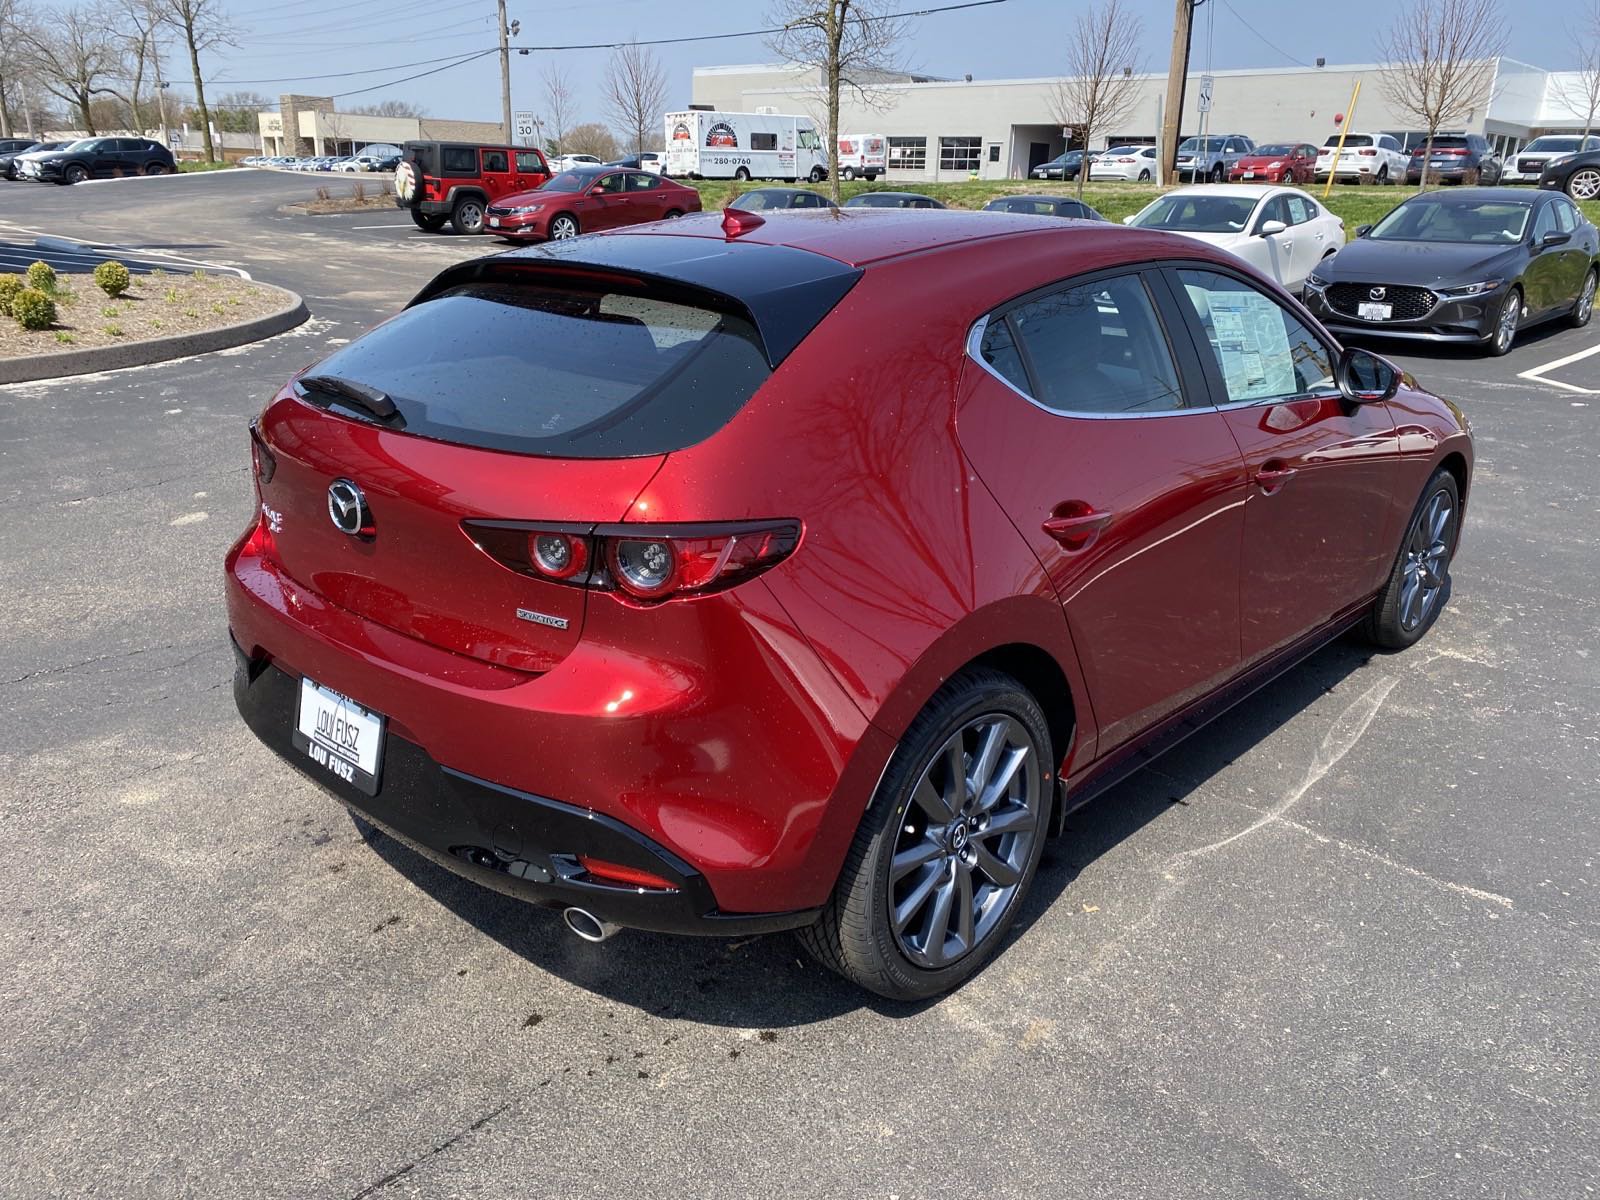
(1254, 462), (1298, 495)
(1042, 507), (1114, 551)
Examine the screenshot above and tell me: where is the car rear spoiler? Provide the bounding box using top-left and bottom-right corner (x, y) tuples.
(407, 235), (863, 369)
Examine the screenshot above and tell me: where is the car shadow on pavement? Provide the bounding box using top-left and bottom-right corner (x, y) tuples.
(362, 636), (1377, 1027)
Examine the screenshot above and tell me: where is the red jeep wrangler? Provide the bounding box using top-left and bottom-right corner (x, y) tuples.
(395, 140), (552, 235)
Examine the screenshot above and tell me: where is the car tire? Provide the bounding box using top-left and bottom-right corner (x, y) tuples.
(734, 167), (751, 181)
(548, 213), (580, 240)
(1209, 163), (1224, 183)
(809, 166), (826, 183)
(449, 196), (486, 235)
(663, 209), (683, 219)
(1377, 165), (1389, 185)
(1566, 167), (1600, 201)
(1361, 468), (1460, 651)
(841, 166), (856, 182)
(1485, 286), (1522, 356)
(409, 210), (446, 231)
(797, 667), (1052, 1000)
(145, 162), (168, 176)
(63, 163), (88, 185)
(1138, 168), (1151, 181)
(1570, 268), (1598, 328)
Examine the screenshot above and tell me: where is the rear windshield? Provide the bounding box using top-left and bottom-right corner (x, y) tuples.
(1423, 136), (1470, 149)
(301, 280), (772, 457)
(1131, 193), (1257, 233)
(1324, 135), (1373, 147)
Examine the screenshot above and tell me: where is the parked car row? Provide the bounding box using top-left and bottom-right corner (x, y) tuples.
(245, 151), (403, 173)
(1, 136), (174, 184)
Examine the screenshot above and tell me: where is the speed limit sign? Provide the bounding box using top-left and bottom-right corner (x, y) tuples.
(513, 111), (536, 142)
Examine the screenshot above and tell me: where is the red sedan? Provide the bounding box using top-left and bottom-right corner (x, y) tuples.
(228, 208), (1472, 998)
(485, 167), (702, 241)
(1230, 142), (1319, 183)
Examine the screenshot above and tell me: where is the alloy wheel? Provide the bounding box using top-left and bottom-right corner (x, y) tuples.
(1398, 490), (1454, 632)
(1494, 290), (1520, 353)
(1569, 168), (1600, 201)
(1579, 272), (1597, 324)
(550, 215), (578, 239)
(888, 714), (1040, 970)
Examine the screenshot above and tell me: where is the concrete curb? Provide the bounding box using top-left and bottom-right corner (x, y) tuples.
(0, 284), (309, 386)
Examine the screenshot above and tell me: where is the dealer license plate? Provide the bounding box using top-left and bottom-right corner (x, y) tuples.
(1242, 171), (1256, 179)
(488, 216), (500, 227)
(292, 677), (384, 795)
(1358, 301), (1393, 321)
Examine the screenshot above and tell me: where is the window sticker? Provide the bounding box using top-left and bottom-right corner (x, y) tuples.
(1190, 285), (1297, 402)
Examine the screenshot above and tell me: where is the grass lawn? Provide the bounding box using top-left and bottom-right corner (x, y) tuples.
(177, 160), (245, 172)
(687, 178), (1596, 241)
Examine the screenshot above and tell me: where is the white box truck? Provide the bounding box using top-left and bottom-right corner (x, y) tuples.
(663, 110), (827, 182)
(835, 134), (886, 181)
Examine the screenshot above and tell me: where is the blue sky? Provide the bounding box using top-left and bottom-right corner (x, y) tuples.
(199, 0), (1577, 126)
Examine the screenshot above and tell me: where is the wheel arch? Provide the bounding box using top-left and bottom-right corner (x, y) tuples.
(1437, 449), (1470, 509)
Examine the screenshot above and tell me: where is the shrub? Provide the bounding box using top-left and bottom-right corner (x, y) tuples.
(104, 324), (124, 337)
(12, 287), (57, 330)
(54, 331), (74, 344)
(93, 260), (131, 297)
(25, 260), (57, 293)
(352, 182), (367, 202)
(164, 287), (180, 303)
(0, 273), (22, 316)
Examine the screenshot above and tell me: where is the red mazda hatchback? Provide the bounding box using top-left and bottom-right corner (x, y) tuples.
(228, 208), (1472, 998)
(485, 167), (702, 242)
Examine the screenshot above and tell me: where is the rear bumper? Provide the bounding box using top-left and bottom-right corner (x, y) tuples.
(232, 638), (820, 936)
(397, 197), (453, 216)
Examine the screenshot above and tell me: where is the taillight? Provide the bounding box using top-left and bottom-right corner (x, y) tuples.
(464, 519), (801, 603)
(1358, 148), (1376, 155)
(249, 420), (276, 485)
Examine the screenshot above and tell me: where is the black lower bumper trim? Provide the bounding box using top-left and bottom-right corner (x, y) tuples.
(231, 639), (817, 937)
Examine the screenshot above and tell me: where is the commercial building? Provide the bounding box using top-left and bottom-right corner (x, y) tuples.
(692, 58), (1593, 181)
(256, 95), (502, 157)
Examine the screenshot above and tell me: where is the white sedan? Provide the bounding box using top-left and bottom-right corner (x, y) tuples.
(1089, 144), (1159, 182)
(1123, 184), (1345, 292)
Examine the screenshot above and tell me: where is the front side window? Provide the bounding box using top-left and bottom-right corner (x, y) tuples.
(515, 151), (544, 173)
(592, 172), (625, 193)
(1175, 269), (1335, 405)
(1257, 195), (1292, 230)
(980, 274), (1186, 416)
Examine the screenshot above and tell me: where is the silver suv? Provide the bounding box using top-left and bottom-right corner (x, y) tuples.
(1175, 134), (1255, 182)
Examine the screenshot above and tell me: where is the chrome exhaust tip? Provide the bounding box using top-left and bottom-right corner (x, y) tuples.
(562, 907), (621, 943)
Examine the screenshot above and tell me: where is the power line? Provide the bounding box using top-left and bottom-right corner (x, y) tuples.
(211, 48), (497, 87)
(1217, 0), (1310, 69)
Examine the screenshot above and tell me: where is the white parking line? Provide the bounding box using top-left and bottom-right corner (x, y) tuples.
(347, 223), (412, 230)
(1517, 341), (1600, 394)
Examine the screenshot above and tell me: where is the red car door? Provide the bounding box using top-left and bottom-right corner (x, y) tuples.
(1166, 266), (1402, 665)
(513, 149), (549, 193)
(957, 268), (1248, 755)
(479, 148), (516, 203)
(622, 170), (667, 222)
(583, 172), (631, 231)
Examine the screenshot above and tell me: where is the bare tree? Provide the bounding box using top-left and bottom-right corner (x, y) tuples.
(1557, 0), (1600, 144)
(117, 0), (165, 134)
(352, 98), (426, 119)
(602, 42), (668, 158)
(1050, 0), (1143, 199)
(14, 4), (128, 135)
(158, 0), (232, 161)
(0, 0), (20, 136)
(1376, 0), (1506, 189)
(766, 0), (909, 202)
(541, 62), (576, 154)
(563, 121), (618, 162)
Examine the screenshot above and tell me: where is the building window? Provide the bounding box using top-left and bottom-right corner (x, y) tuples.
(987, 143), (1001, 163)
(939, 136), (982, 172)
(888, 136), (927, 171)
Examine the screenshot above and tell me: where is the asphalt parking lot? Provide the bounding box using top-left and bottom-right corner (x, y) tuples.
(2, 170), (1597, 1198)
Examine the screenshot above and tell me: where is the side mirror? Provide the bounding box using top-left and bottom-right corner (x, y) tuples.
(1335, 346), (1400, 404)
(1122, 214), (1136, 225)
(1354, 224), (1373, 238)
(1541, 230), (1573, 247)
(1258, 219), (1288, 236)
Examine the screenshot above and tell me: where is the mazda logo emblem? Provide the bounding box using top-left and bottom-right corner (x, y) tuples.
(1369, 286), (1387, 301)
(327, 479), (373, 538)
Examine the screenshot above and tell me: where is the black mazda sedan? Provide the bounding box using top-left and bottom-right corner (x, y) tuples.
(1302, 188), (1599, 355)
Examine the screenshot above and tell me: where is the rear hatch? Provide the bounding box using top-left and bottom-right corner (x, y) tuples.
(255, 261), (796, 673)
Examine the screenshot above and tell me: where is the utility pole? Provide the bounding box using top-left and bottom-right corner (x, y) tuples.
(1161, 0), (1203, 182)
(497, 0), (513, 142)
(154, 56), (172, 148)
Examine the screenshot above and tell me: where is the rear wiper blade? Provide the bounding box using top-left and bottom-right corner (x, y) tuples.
(298, 374), (404, 424)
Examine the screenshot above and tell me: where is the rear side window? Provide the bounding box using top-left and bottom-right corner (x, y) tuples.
(442, 146), (476, 174)
(625, 172), (660, 191)
(983, 274), (1186, 415)
(302, 279), (773, 458)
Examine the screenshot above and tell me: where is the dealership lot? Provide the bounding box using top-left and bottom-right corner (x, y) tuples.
(2, 172), (1597, 1196)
